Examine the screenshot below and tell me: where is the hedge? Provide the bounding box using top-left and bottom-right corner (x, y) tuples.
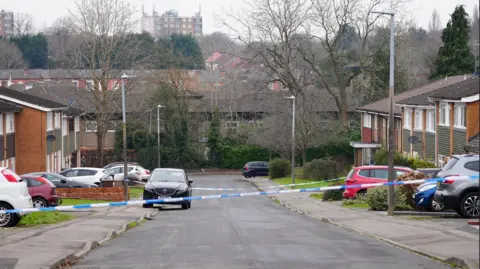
(219, 145), (270, 169)
(269, 158), (291, 179)
(373, 148), (437, 169)
(304, 158), (340, 181)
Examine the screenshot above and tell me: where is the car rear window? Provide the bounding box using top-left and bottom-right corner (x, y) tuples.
(358, 169), (370, 177)
(442, 157), (459, 171)
(346, 169), (355, 179)
(464, 160), (480, 172)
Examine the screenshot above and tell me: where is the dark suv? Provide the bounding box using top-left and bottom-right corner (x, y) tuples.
(434, 154), (479, 218)
(242, 161), (269, 178)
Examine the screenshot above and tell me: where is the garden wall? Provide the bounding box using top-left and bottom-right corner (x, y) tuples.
(57, 187), (124, 201)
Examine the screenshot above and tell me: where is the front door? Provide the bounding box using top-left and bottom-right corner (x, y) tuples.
(71, 153), (78, 168)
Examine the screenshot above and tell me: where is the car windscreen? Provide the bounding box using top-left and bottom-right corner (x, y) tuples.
(149, 170), (185, 182)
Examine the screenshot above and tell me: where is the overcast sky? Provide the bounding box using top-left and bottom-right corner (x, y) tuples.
(2, 0), (478, 34)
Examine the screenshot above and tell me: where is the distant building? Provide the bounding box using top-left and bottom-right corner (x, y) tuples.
(0, 10), (14, 38)
(140, 7), (202, 39)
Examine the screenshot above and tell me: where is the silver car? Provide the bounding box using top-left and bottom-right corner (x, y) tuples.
(101, 165), (142, 182)
(434, 154), (479, 218)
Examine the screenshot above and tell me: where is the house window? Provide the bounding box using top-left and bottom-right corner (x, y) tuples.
(0, 113), (3, 135)
(373, 115), (377, 130)
(107, 121), (116, 132)
(46, 112), (53, 131)
(225, 121), (239, 129)
(403, 108), (411, 129)
(86, 80), (94, 91)
(414, 109), (423, 130)
(454, 104), (466, 128)
(439, 103), (449, 126)
(62, 119), (68, 136)
(112, 80), (119, 90)
(72, 80), (79, 87)
(54, 112), (61, 129)
(363, 113), (371, 128)
(74, 117), (80, 132)
(68, 118), (75, 132)
(6, 113), (14, 133)
(86, 121), (97, 132)
(426, 110), (436, 132)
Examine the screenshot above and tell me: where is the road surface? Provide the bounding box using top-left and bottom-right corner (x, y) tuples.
(73, 175), (450, 269)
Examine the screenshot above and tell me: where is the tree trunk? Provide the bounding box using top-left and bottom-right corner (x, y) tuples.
(96, 131), (104, 167)
(302, 145), (307, 168)
(339, 87), (349, 134)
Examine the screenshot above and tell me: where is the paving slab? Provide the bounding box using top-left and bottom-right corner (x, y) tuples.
(250, 178), (480, 269)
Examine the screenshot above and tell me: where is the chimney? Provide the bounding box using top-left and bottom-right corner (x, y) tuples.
(7, 72), (12, 87)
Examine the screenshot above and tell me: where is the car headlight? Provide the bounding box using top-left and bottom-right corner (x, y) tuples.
(144, 184), (154, 192)
(417, 184), (436, 193)
(177, 185), (188, 192)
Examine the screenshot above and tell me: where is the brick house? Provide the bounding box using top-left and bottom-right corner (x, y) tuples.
(351, 75), (465, 166)
(396, 76), (479, 165)
(0, 100), (21, 169)
(0, 87), (70, 174)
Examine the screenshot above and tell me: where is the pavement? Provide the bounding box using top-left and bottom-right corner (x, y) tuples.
(71, 175), (452, 269)
(250, 177), (480, 269)
(0, 206), (157, 269)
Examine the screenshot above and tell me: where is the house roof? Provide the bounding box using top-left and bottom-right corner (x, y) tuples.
(397, 76), (479, 106)
(0, 99), (22, 113)
(0, 87), (68, 112)
(359, 75), (466, 115)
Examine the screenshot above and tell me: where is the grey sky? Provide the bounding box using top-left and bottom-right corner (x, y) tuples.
(2, 0), (479, 34)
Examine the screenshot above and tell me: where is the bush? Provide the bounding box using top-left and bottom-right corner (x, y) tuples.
(321, 181), (344, 202)
(397, 171), (427, 207)
(219, 145), (270, 169)
(269, 158), (291, 179)
(411, 158), (437, 169)
(366, 186), (411, 211)
(373, 148), (413, 167)
(304, 158), (340, 180)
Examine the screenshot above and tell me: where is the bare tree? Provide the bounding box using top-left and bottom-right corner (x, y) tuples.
(197, 32), (242, 58)
(44, 18), (73, 64)
(424, 9), (443, 75)
(13, 13), (35, 35)
(428, 9), (442, 33)
(0, 39), (25, 69)
(63, 0), (140, 166)
(298, 0), (406, 133)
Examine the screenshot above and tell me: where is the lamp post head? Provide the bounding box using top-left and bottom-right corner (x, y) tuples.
(285, 95), (295, 100)
(121, 74), (137, 79)
(157, 105), (165, 108)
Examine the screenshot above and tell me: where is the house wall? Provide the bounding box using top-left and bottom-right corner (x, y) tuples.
(425, 132), (436, 161)
(402, 129), (410, 154)
(466, 100), (479, 139)
(15, 107), (46, 174)
(80, 120), (115, 149)
(453, 129), (467, 153)
(437, 125), (450, 156)
(413, 130), (423, 158)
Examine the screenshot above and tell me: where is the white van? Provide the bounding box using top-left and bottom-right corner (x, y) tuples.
(0, 167), (33, 227)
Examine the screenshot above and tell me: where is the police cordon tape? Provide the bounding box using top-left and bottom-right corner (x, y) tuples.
(128, 177), (346, 191)
(1, 175), (478, 214)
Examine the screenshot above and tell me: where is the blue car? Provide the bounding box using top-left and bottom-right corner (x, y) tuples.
(413, 182), (444, 212)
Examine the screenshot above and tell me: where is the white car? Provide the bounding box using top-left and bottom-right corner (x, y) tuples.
(0, 167), (33, 227)
(101, 165), (147, 182)
(59, 167), (105, 186)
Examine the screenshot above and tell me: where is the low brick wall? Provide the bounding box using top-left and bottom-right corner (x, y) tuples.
(57, 187), (125, 201)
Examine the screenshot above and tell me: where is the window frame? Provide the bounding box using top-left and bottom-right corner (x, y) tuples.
(74, 117), (80, 132)
(453, 103), (466, 129)
(54, 112), (61, 129)
(439, 103), (450, 126)
(0, 113), (3, 135)
(46, 112), (53, 131)
(62, 118), (68, 136)
(414, 109), (423, 130)
(5, 112), (14, 134)
(363, 113), (372, 128)
(426, 109), (436, 133)
(403, 108), (411, 129)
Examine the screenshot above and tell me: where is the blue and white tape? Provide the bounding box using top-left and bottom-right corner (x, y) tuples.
(1, 175), (477, 214)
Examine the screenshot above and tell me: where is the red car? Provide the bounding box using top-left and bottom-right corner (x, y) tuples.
(343, 166), (413, 199)
(20, 175), (60, 208)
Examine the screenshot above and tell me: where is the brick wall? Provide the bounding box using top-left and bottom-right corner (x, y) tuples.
(362, 127), (372, 142)
(57, 187), (124, 201)
(466, 100), (479, 139)
(15, 107), (46, 174)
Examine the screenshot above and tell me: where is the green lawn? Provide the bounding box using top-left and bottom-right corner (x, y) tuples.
(309, 193), (323, 200)
(61, 198), (110, 206)
(272, 177), (344, 189)
(343, 202), (369, 209)
(19, 211), (74, 227)
(129, 187), (144, 198)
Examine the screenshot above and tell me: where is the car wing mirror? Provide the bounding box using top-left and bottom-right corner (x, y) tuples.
(60, 179), (68, 183)
(188, 180), (193, 184)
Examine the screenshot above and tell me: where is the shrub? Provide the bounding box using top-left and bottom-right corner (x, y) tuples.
(321, 181), (344, 202)
(373, 148), (413, 167)
(411, 158), (437, 169)
(304, 158), (339, 181)
(366, 186), (411, 211)
(219, 145), (270, 169)
(269, 158), (291, 179)
(397, 171), (427, 207)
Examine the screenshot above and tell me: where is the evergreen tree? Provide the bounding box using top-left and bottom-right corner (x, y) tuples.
(430, 5), (475, 78)
(9, 33), (49, 68)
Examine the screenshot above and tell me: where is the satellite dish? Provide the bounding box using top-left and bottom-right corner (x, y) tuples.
(46, 134), (56, 142)
(407, 136), (420, 144)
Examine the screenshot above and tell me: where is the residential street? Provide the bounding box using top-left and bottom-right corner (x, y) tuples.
(73, 175), (451, 269)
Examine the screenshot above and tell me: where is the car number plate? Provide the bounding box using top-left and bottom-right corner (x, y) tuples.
(158, 196), (170, 200)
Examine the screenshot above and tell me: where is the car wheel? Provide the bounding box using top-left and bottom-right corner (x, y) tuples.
(142, 203), (153, 208)
(181, 203), (189, 210)
(428, 196), (444, 212)
(0, 202), (20, 227)
(459, 192), (480, 218)
(33, 197), (48, 208)
(188, 202), (192, 209)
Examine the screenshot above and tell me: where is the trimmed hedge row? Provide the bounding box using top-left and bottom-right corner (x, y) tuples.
(219, 145), (270, 169)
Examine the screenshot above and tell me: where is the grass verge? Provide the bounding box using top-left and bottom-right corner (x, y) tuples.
(19, 212), (74, 227)
(309, 193), (324, 200)
(129, 187), (144, 198)
(61, 198), (110, 206)
(272, 177), (343, 189)
(342, 198), (369, 209)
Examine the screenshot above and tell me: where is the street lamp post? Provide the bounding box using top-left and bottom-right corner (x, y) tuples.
(157, 105), (165, 168)
(120, 73), (135, 201)
(285, 95), (296, 186)
(372, 10), (395, 216)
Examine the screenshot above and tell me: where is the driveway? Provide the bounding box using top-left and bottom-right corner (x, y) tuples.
(73, 175), (450, 269)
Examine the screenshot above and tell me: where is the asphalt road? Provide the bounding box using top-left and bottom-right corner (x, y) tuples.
(73, 175), (451, 269)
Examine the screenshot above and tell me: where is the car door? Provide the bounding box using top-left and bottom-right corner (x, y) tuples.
(260, 162), (269, 175)
(371, 169), (389, 182)
(44, 173), (70, 188)
(24, 178), (42, 197)
(74, 169), (97, 184)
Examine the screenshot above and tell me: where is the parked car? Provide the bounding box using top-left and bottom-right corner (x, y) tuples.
(22, 172), (97, 188)
(143, 168), (192, 210)
(0, 167), (33, 227)
(59, 167), (105, 186)
(19, 175), (60, 208)
(242, 161), (269, 178)
(434, 154), (480, 218)
(101, 165), (144, 182)
(413, 181), (444, 212)
(343, 165), (413, 199)
(103, 162), (140, 170)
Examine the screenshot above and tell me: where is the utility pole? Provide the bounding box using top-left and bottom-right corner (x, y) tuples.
(285, 95), (296, 186)
(157, 105), (164, 168)
(372, 10), (396, 216)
